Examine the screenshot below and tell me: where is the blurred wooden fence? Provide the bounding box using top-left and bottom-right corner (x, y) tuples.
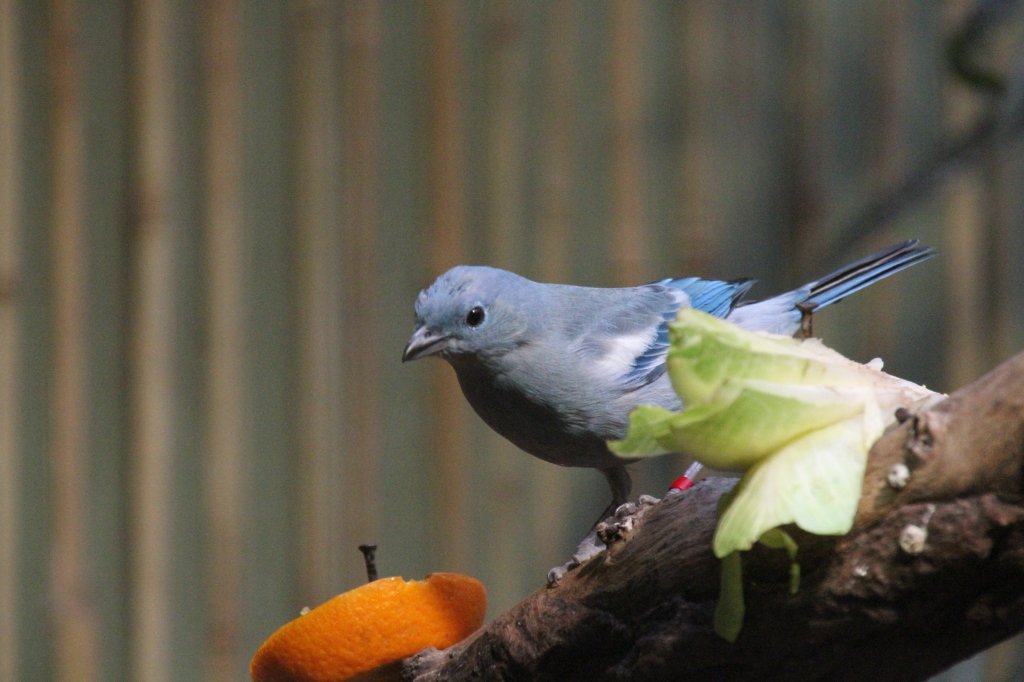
(1, 1), (1023, 680)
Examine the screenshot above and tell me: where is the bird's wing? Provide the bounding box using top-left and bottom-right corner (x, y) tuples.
(662, 277), (755, 318)
(586, 278), (755, 390)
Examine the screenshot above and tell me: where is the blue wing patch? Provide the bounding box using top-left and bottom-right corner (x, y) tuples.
(622, 278), (755, 388)
(666, 277), (755, 318)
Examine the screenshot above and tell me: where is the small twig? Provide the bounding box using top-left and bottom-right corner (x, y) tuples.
(358, 544), (379, 582)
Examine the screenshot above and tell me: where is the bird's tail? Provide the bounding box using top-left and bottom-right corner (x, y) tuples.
(802, 240), (935, 313)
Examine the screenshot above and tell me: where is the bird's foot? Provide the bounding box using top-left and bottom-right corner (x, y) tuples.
(595, 494), (660, 544)
(546, 494), (661, 586)
(546, 534), (602, 586)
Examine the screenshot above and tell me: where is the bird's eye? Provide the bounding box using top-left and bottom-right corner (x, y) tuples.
(466, 306), (486, 327)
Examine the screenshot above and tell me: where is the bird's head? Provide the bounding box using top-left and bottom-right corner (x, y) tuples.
(403, 265), (533, 364)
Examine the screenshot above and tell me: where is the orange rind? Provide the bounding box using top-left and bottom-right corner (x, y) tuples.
(250, 572), (486, 681)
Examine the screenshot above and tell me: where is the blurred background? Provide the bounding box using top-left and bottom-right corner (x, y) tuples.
(2, 0), (1024, 680)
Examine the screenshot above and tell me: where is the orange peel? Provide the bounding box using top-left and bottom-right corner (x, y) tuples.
(250, 572), (486, 681)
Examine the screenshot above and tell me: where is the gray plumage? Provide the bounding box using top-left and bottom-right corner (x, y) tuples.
(403, 242), (934, 523)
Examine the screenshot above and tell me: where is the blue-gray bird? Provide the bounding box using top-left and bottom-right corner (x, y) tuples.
(403, 241), (934, 526)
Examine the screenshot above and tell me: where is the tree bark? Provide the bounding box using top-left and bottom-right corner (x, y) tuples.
(401, 351), (1024, 682)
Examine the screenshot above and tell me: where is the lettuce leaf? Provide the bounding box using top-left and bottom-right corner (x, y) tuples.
(609, 308), (940, 640)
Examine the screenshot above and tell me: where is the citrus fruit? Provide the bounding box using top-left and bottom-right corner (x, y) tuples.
(250, 572), (486, 681)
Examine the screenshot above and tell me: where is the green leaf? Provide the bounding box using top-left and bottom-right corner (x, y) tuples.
(666, 309), (881, 405)
(607, 404), (676, 458)
(657, 380), (867, 470)
(712, 403), (882, 558)
(607, 308), (941, 642)
(614, 376), (870, 470)
(758, 528), (800, 594)
(614, 309), (938, 469)
(714, 552), (745, 642)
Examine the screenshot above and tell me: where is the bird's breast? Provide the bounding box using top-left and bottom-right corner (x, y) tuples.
(450, 361), (623, 470)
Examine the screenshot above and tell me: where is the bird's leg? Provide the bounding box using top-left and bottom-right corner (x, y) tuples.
(547, 465), (633, 586)
(595, 464), (632, 527)
(796, 301), (815, 339)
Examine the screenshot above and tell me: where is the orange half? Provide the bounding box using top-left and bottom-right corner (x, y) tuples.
(250, 573), (486, 681)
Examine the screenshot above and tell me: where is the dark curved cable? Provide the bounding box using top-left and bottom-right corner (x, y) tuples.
(830, 0), (1024, 257)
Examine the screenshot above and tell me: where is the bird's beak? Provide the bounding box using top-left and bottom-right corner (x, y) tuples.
(402, 327), (450, 362)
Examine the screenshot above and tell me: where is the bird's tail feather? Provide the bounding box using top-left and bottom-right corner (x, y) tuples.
(803, 240), (935, 312)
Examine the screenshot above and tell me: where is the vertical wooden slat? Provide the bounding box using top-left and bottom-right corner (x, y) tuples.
(871, 1), (910, 199)
(427, 0), (470, 568)
(989, 3), (1024, 372)
(782, 1), (825, 275)
(536, 0), (574, 282)
(240, 4), (302, 654)
(609, 0), (647, 284)
(532, 0), (576, 564)
(860, 2), (909, 359)
(677, 1), (719, 274)
(79, 4), (133, 673)
(130, 0), (175, 679)
(988, 141), (1024, 365)
(339, 0), (382, 577)
(49, 0), (98, 679)
(571, 7), (614, 284)
(203, 1), (246, 678)
(162, 7), (209, 668)
(374, 3), (437, 579)
(990, 134), (1024, 365)
(14, 4), (54, 676)
(0, 0), (20, 678)
(982, 50), (1023, 371)
(294, 0), (345, 601)
(942, 0), (986, 388)
(484, 0), (524, 268)
(479, 0), (530, 594)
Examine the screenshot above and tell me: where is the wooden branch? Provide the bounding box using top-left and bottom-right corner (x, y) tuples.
(398, 350), (1024, 682)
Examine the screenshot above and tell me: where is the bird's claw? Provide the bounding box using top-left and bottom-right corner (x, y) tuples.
(598, 495), (658, 544)
(547, 495), (663, 586)
(546, 560), (575, 586)
(546, 528), (607, 586)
